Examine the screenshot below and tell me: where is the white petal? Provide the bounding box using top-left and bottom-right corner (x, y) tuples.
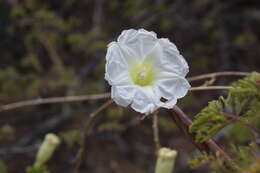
(131, 86), (157, 114)
(105, 61), (131, 85)
(111, 85), (137, 107)
(106, 42), (139, 66)
(153, 76), (190, 100)
(130, 86), (179, 113)
(117, 29), (158, 60)
(144, 38), (189, 78)
(105, 42), (133, 85)
(159, 38), (189, 77)
(106, 42), (127, 66)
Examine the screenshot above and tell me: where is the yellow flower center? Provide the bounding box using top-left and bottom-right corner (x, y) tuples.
(130, 62), (154, 86)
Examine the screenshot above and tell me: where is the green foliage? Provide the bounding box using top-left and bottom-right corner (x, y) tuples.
(97, 122), (124, 132)
(0, 67), (75, 100)
(0, 0), (109, 102)
(0, 160), (8, 173)
(213, 143), (260, 173)
(189, 99), (228, 142)
(188, 152), (211, 169)
(59, 130), (81, 148)
(227, 122), (253, 143)
(0, 125), (15, 141)
(189, 143), (260, 173)
(26, 165), (49, 173)
(233, 31), (257, 49)
(190, 72), (260, 143)
(97, 107), (124, 132)
(158, 116), (177, 133)
(189, 152), (237, 173)
(107, 107), (123, 119)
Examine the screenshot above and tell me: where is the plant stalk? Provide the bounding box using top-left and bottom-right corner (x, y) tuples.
(170, 106), (232, 162)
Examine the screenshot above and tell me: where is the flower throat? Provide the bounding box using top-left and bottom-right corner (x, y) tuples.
(130, 62), (154, 86)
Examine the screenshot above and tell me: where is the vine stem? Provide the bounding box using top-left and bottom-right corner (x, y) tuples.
(170, 106), (232, 162)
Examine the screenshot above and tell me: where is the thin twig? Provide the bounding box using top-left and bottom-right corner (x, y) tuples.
(152, 111), (161, 153)
(0, 93), (110, 112)
(0, 86), (232, 112)
(202, 77), (216, 86)
(90, 99), (113, 118)
(170, 106), (232, 162)
(74, 100), (113, 173)
(188, 71), (250, 82)
(189, 86), (233, 91)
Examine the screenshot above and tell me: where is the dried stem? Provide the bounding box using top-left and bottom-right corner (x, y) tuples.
(0, 86), (232, 112)
(188, 71), (250, 82)
(90, 99), (113, 118)
(170, 106), (232, 162)
(201, 76), (216, 86)
(0, 93), (110, 112)
(189, 86), (233, 91)
(75, 100), (113, 173)
(152, 112), (161, 153)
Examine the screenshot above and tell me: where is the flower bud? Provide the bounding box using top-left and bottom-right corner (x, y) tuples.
(34, 133), (60, 168)
(155, 147), (178, 173)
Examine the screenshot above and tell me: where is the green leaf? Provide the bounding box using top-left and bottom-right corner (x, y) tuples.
(190, 72), (260, 143)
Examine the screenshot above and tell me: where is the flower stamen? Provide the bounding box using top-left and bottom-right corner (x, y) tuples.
(130, 62), (154, 86)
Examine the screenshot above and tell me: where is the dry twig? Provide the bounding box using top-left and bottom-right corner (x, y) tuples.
(90, 99), (114, 118)
(0, 86), (232, 112)
(0, 93), (110, 112)
(187, 71), (249, 82)
(189, 86), (233, 91)
(202, 77), (216, 86)
(75, 99), (113, 173)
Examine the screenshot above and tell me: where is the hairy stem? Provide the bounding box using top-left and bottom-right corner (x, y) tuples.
(170, 106), (232, 162)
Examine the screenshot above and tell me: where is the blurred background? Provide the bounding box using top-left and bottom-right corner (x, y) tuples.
(0, 0), (260, 172)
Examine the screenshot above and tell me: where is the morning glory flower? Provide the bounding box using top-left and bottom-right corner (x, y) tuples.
(105, 29), (190, 114)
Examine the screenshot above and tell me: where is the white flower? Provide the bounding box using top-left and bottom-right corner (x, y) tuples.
(105, 29), (190, 114)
